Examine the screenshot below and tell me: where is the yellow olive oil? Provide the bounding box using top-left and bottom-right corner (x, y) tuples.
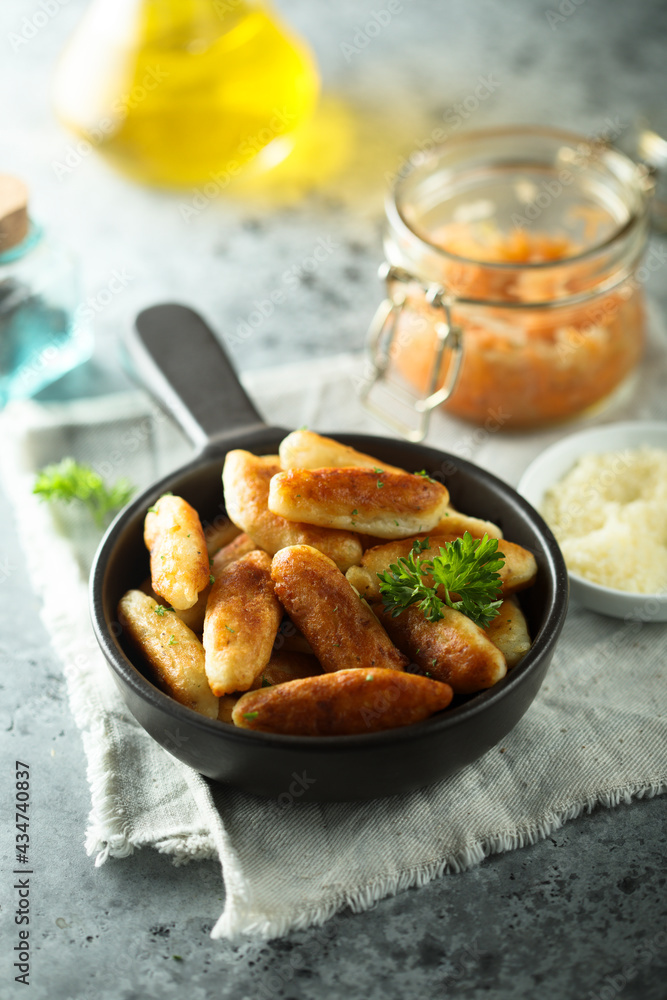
(53, 0), (319, 187)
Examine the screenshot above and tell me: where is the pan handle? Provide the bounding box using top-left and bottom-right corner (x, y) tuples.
(129, 304), (266, 452)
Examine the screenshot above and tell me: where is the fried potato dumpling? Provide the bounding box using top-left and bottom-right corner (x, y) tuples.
(217, 653), (321, 724)
(203, 550), (282, 696)
(218, 694), (239, 724)
(376, 603), (507, 695)
(211, 532), (259, 576)
(118, 590), (218, 718)
(139, 572), (211, 638)
(268, 467), (450, 539)
(144, 495), (210, 611)
(272, 616), (315, 655)
(344, 535), (449, 601)
(222, 450), (362, 571)
(484, 598), (531, 668)
(436, 507), (503, 539)
(279, 429), (405, 474)
(172, 584), (210, 635)
(495, 539), (538, 594)
(271, 545), (409, 674)
(254, 650), (322, 688)
(204, 519), (240, 557)
(232, 667), (454, 735)
(346, 534), (537, 602)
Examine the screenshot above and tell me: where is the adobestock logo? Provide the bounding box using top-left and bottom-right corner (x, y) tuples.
(226, 235), (340, 348)
(8, 0), (71, 52)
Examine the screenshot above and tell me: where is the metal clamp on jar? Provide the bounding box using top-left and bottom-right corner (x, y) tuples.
(361, 127), (654, 440)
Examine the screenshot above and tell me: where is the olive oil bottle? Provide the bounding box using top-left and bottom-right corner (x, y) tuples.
(53, 0), (319, 187)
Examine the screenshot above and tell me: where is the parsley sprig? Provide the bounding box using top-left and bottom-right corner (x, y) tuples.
(377, 532), (505, 629)
(33, 458), (134, 528)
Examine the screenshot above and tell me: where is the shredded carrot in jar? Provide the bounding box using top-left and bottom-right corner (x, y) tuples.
(392, 227), (644, 427)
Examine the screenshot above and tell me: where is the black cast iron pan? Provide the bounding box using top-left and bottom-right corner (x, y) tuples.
(90, 304), (569, 802)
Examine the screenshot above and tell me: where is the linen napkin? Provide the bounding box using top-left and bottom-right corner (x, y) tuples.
(1, 346), (666, 941)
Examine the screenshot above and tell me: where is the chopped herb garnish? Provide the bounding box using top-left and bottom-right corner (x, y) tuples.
(394, 519), (399, 526)
(147, 505), (158, 514)
(351, 509), (358, 516)
(243, 711), (259, 721)
(167, 635), (178, 646)
(415, 469), (437, 483)
(377, 532), (505, 629)
(373, 467), (384, 474)
(366, 674), (374, 681)
(432, 658), (437, 667)
(33, 457), (135, 528)
(261, 676), (271, 688)
(224, 624), (235, 633)
(154, 605), (166, 617)
(209, 574), (215, 585)
(377, 480), (384, 489)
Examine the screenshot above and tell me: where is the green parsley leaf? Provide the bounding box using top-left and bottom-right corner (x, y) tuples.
(243, 711), (259, 721)
(209, 574), (215, 585)
(167, 635), (178, 646)
(377, 532), (505, 629)
(366, 674), (374, 681)
(33, 458), (135, 529)
(154, 605), (166, 617)
(377, 480), (384, 489)
(415, 469), (437, 483)
(224, 624), (235, 633)
(261, 676), (271, 688)
(373, 467), (384, 474)
(351, 509), (358, 516)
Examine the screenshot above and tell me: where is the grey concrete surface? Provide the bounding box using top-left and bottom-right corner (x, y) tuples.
(1, 0), (667, 997)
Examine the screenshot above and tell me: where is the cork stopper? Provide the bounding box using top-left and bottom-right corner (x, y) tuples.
(0, 174), (29, 253)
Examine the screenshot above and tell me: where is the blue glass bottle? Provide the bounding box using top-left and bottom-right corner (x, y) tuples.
(0, 174), (92, 407)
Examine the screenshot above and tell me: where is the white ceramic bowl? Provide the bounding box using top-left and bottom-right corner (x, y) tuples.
(518, 421), (667, 621)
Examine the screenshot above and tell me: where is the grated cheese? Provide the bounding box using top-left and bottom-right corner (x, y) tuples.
(541, 445), (667, 594)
